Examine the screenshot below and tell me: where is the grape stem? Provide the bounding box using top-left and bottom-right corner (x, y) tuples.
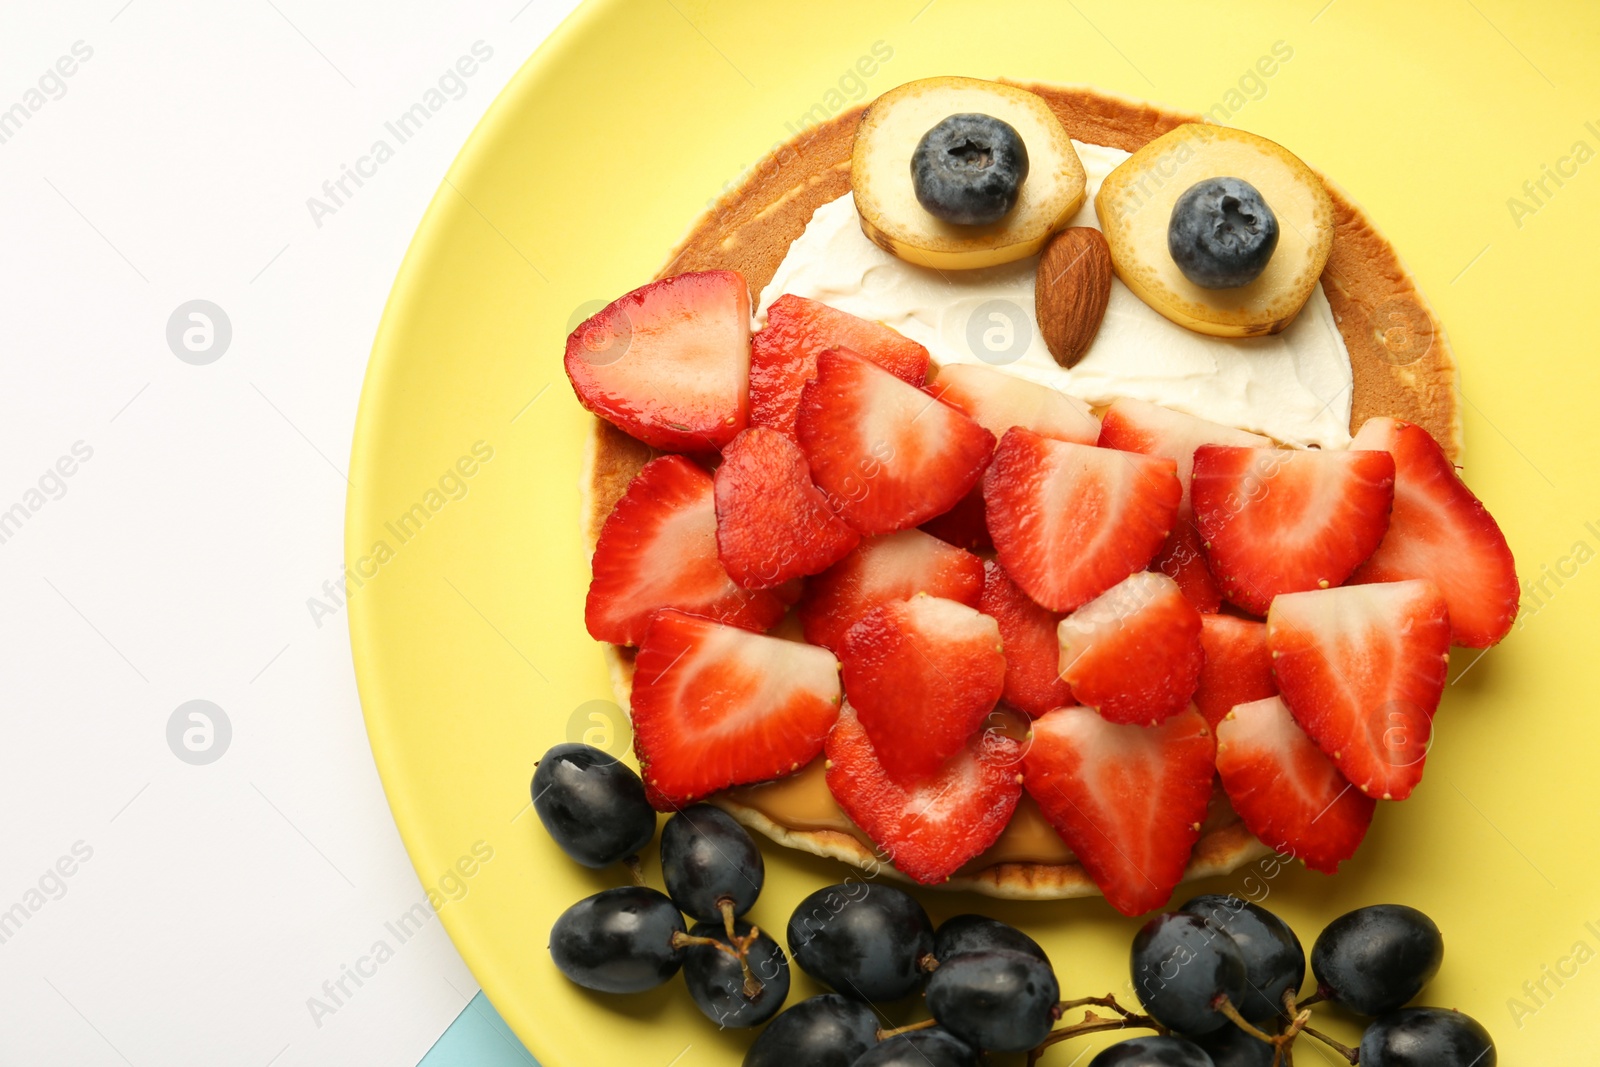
(1299, 1024), (1359, 1064)
(668, 898), (765, 999)
(622, 855), (646, 887)
(1025, 995), (1165, 1067)
(876, 1018), (938, 1041)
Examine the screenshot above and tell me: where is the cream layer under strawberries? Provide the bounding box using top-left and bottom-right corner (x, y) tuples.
(757, 140), (1354, 449)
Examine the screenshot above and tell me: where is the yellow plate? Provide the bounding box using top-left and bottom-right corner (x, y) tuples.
(349, 1), (1600, 1061)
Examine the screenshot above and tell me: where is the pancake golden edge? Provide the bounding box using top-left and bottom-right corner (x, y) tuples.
(577, 82), (1462, 900)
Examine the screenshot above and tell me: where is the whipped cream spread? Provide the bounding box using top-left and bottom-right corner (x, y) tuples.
(756, 140), (1353, 449)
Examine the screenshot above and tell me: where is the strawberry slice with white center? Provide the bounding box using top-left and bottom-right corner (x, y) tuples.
(1267, 580), (1451, 800)
(839, 594), (1006, 785)
(797, 349), (995, 535)
(714, 427), (861, 589)
(825, 706), (1023, 885)
(750, 295), (930, 438)
(1193, 613), (1276, 729)
(980, 560), (1074, 718)
(984, 428), (1181, 612)
(631, 609), (843, 808)
(1348, 417), (1519, 648)
(1057, 572), (1204, 725)
(1215, 695), (1376, 874)
(1192, 445), (1397, 616)
(1099, 399), (1271, 613)
(564, 271), (751, 452)
(586, 456), (789, 645)
(798, 529), (986, 653)
(1023, 706), (1216, 916)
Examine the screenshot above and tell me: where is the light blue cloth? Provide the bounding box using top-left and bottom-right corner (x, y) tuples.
(418, 992), (538, 1066)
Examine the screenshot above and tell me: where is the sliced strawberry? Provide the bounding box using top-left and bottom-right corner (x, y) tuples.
(920, 485), (993, 552)
(564, 271), (751, 452)
(631, 610), (842, 808)
(798, 530), (986, 653)
(930, 363), (1100, 444)
(1215, 695), (1376, 874)
(984, 428), (1181, 612)
(980, 560), (1073, 717)
(586, 456), (789, 645)
(825, 707), (1022, 884)
(1023, 706), (1216, 916)
(714, 427), (860, 589)
(797, 349), (995, 535)
(1057, 571), (1203, 725)
(749, 295), (930, 438)
(1267, 580), (1451, 800)
(1099, 399), (1270, 614)
(1193, 614), (1276, 729)
(1349, 417), (1519, 648)
(839, 595), (1005, 785)
(1192, 446), (1396, 616)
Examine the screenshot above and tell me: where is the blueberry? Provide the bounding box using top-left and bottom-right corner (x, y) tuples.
(1167, 177), (1279, 289)
(933, 913), (1049, 965)
(681, 918), (790, 1028)
(911, 113), (1029, 226)
(742, 994), (879, 1067)
(786, 882), (933, 1002)
(926, 948), (1060, 1052)
(1088, 1034), (1216, 1066)
(1131, 912), (1248, 1035)
(1358, 1007), (1496, 1067)
(548, 886), (684, 993)
(531, 743), (656, 868)
(1180, 895), (1304, 1022)
(1311, 904), (1443, 1015)
(853, 1028), (979, 1067)
(660, 804), (764, 922)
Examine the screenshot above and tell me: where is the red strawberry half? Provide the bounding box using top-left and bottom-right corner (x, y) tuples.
(985, 428), (1181, 612)
(1099, 398), (1271, 613)
(798, 529), (985, 653)
(750, 294), (930, 437)
(1267, 580), (1451, 800)
(1192, 445), (1396, 616)
(825, 706), (1023, 884)
(1193, 613), (1276, 729)
(714, 426), (860, 589)
(1349, 417), (1519, 648)
(1023, 706), (1216, 916)
(839, 595), (1005, 785)
(564, 271), (751, 452)
(797, 349), (995, 535)
(1215, 695), (1376, 873)
(631, 609), (842, 808)
(980, 560), (1074, 717)
(586, 456), (789, 645)
(1058, 572), (1204, 725)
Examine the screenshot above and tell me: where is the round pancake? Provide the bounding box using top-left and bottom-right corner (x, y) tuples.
(577, 82), (1461, 899)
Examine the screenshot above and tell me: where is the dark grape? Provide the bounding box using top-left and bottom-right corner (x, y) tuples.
(681, 919), (789, 1028)
(743, 993), (879, 1067)
(925, 948), (1059, 1052)
(787, 882), (933, 1002)
(1131, 912), (1247, 1035)
(933, 913), (1049, 965)
(1088, 1035), (1216, 1066)
(549, 886), (684, 993)
(1194, 1023), (1274, 1067)
(853, 1028), (979, 1067)
(531, 743), (656, 868)
(1359, 1007), (1495, 1067)
(661, 804), (764, 922)
(1311, 904), (1442, 1015)
(1181, 895), (1304, 1022)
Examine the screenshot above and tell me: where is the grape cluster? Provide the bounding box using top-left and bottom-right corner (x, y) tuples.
(532, 745), (1495, 1066)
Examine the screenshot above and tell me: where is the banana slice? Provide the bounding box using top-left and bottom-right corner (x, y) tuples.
(1095, 123), (1334, 337)
(851, 77), (1086, 270)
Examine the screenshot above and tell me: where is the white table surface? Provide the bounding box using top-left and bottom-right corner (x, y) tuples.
(0, 2), (582, 1063)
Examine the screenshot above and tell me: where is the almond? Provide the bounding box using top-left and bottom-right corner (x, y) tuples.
(1036, 227), (1112, 368)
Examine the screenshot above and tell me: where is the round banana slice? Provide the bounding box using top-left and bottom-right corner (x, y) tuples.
(851, 76), (1086, 270)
